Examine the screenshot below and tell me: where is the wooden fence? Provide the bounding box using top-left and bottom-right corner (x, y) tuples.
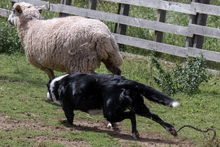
(1, 0), (220, 63)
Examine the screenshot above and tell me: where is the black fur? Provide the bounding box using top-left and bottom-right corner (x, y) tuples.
(47, 73), (178, 138)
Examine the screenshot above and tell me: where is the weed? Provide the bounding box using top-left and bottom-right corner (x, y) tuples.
(151, 52), (211, 95)
(173, 54), (211, 94)
(0, 20), (23, 54)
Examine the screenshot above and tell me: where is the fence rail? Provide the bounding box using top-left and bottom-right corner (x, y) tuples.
(1, 0), (220, 63)
(0, 8), (11, 17)
(103, 0), (194, 15)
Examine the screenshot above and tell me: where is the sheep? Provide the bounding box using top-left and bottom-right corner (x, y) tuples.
(8, 2), (123, 80)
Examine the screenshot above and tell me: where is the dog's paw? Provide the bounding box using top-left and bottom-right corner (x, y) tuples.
(60, 119), (73, 125)
(169, 127), (178, 137)
(107, 123), (112, 129)
(112, 122), (119, 131)
(62, 119), (69, 124)
(107, 122), (119, 131)
(132, 131), (140, 139)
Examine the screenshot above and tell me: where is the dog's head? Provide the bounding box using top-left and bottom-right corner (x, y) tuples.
(46, 79), (61, 105)
(46, 74), (69, 105)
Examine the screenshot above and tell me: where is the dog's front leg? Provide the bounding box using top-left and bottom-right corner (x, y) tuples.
(62, 101), (74, 125)
(129, 111), (139, 139)
(107, 122), (119, 131)
(106, 111), (140, 139)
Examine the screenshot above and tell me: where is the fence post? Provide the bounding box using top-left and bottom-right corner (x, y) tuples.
(89, 0), (97, 10)
(59, 0), (72, 17)
(193, 0), (210, 49)
(117, 4), (130, 51)
(114, 3), (121, 33)
(185, 0), (198, 48)
(11, 1), (15, 7)
(186, 0), (210, 49)
(154, 0), (168, 57)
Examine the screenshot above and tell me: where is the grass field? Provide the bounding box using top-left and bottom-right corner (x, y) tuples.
(0, 0), (220, 146)
(0, 53), (219, 146)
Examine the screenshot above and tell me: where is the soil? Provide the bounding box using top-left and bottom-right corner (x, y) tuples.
(0, 115), (194, 147)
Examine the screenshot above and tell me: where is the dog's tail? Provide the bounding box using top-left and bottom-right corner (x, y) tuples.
(133, 82), (179, 107)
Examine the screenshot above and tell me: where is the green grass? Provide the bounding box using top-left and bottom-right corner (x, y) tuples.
(58, 132), (120, 147)
(0, 0), (220, 146)
(0, 53), (220, 146)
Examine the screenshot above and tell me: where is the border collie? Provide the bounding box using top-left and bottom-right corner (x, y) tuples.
(47, 73), (179, 139)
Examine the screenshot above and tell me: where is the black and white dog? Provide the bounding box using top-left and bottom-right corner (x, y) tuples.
(47, 73), (179, 139)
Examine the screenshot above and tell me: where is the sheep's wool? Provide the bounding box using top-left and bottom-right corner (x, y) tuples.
(9, 2), (123, 79)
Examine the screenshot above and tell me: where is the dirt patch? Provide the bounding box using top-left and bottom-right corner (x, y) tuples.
(0, 116), (88, 147)
(68, 119), (194, 147)
(0, 115), (194, 147)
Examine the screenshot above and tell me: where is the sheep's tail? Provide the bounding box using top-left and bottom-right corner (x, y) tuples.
(96, 34), (123, 67)
(125, 81), (179, 107)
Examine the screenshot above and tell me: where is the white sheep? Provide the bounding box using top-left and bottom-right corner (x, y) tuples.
(8, 2), (123, 80)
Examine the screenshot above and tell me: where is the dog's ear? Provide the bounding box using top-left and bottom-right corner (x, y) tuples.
(15, 4), (22, 14)
(46, 80), (52, 88)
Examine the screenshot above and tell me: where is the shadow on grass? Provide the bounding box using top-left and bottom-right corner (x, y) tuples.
(61, 121), (185, 146)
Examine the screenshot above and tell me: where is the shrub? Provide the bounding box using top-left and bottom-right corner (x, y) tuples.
(0, 18), (23, 54)
(151, 52), (211, 95)
(151, 55), (176, 95)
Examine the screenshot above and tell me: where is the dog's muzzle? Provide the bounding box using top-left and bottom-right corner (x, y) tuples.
(47, 92), (52, 100)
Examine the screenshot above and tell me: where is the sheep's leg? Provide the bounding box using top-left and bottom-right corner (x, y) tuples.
(40, 67), (55, 80)
(47, 69), (55, 80)
(102, 60), (121, 75)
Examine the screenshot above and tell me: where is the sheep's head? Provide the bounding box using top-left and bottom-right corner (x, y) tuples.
(8, 2), (44, 27)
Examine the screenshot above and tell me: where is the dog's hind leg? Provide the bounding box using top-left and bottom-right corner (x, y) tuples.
(135, 102), (177, 136)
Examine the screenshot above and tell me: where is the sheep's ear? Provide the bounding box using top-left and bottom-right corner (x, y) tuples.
(15, 4), (22, 14)
(34, 5), (45, 11)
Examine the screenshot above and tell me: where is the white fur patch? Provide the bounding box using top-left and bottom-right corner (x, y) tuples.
(47, 92), (50, 99)
(107, 122), (119, 129)
(107, 123), (112, 128)
(49, 74), (69, 104)
(88, 110), (102, 115)
(107, 99), (112, 106)
(171, 101), (179, 107)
